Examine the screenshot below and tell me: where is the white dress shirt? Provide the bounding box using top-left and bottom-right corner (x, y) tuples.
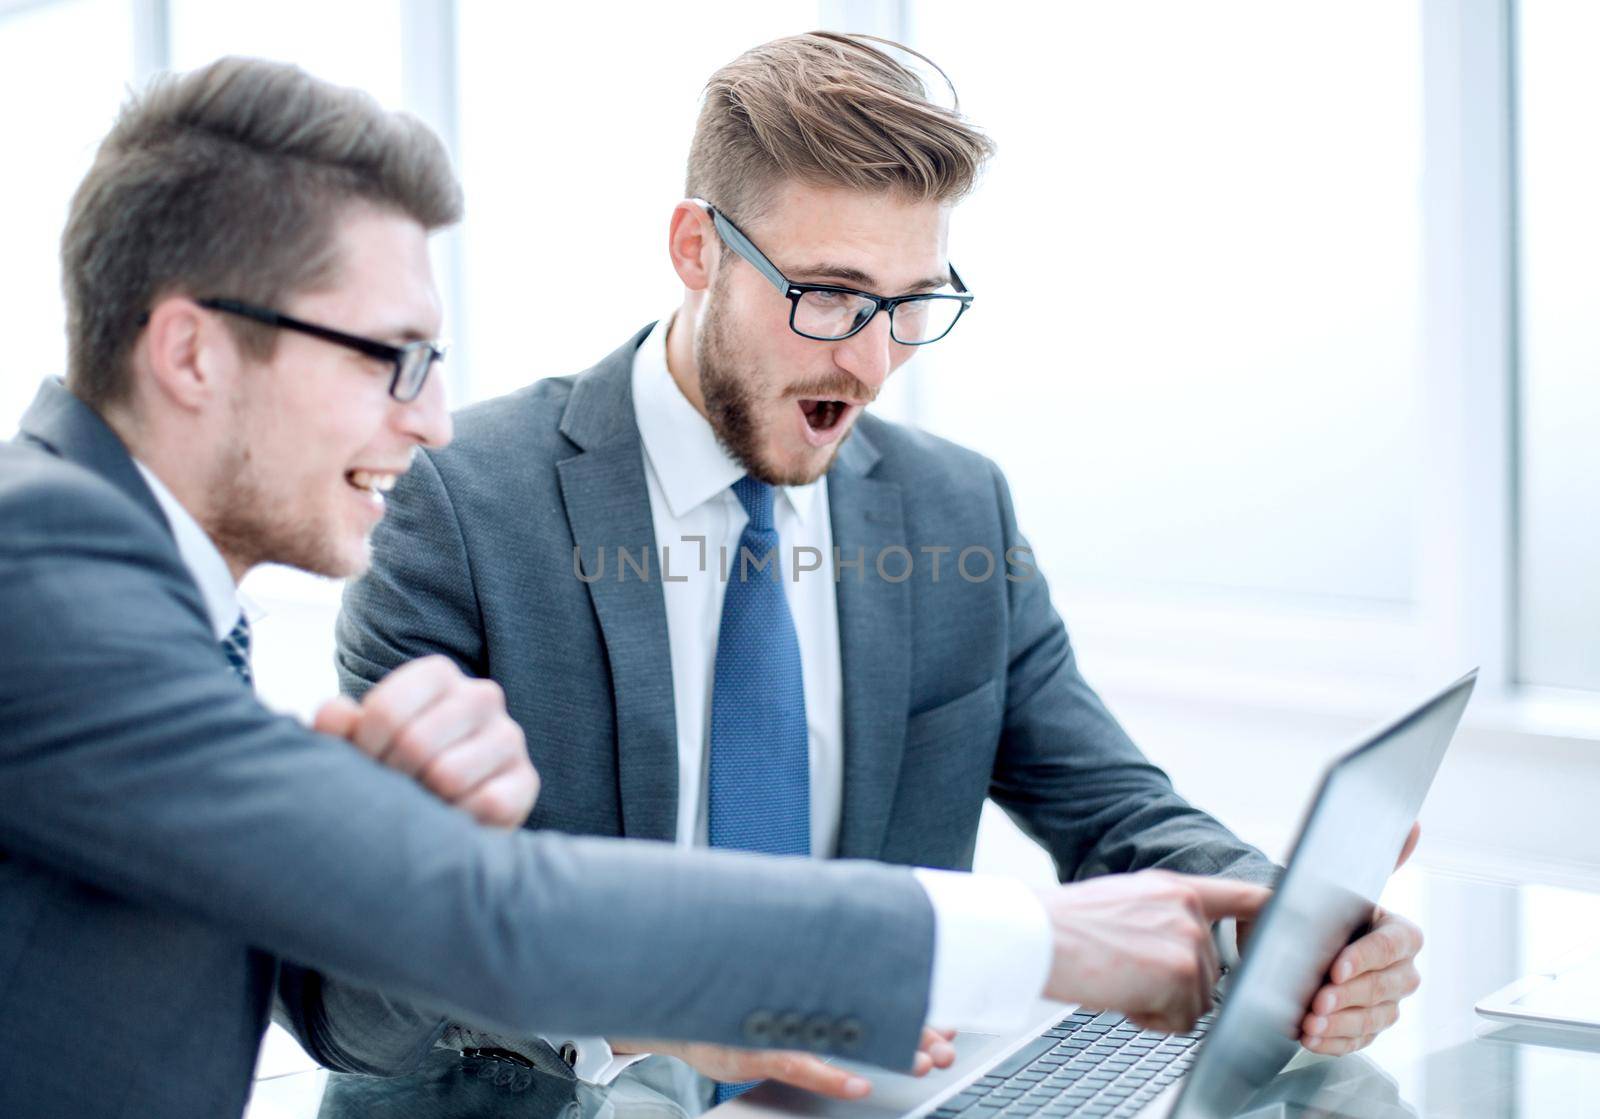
(551, 319), (1055, 1084)
(584, 320), (1053, 1054)
(632, 317), (846, 856)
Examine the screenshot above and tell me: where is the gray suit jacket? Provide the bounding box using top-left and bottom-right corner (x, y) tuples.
(0, 379), (939, 1119)
(315, 326), (1275, 1071)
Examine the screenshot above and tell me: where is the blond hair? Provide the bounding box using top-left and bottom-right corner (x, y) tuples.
(685, 31), (995, 223)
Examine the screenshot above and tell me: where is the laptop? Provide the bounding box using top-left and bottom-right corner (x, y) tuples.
(719, 670), (1477, 1119)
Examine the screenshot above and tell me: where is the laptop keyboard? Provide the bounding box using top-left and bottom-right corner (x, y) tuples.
(926, 1008), (1213, 1119)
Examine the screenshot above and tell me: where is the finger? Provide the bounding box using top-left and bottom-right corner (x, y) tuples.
(416, 719), (526, 803)
(759, 1052), (871, 1099)
(1163, 949), (1208, 1034)
(1330, 913), (1424, 983)
(1186, 877), (1273, 922)
(919, 1027), (957, 1070)
(1302, 1032), (1378, 1057)
(347, 656), (460, 759)
(1196, 921), (1222, 1014)
(1396, 823), (1421, 870)
(1303, 998), (1399, 1042)
(312, 695), (361, 740)
(1310, 960), (1421, 1017)
(456, 765), (540, 829)
(379, 682), (500, 777)
(1127, 1013), (1174, 1035)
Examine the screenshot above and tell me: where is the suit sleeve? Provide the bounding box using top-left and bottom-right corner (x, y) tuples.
(274, 965), (448, 1075)
(0, 474), (937, 1071)
(335, 447), (484, 700)
(982, 461), (1280, 888)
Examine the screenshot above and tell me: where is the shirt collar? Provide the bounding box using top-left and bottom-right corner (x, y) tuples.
(132, 460), (243, 641)
(630, 315), (823, 524)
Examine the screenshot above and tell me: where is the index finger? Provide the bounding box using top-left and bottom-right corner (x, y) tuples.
(349, 655), (460, 759)
(1330, 913), (1423, 982)
(1185, 876), (1273, 922)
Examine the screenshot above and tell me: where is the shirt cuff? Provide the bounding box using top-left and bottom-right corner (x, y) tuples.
(913, 868), (1054, 1035)
(545, 1035), (651, 1086)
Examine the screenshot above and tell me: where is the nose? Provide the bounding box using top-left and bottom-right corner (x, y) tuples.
(830, 309), (900, 394)
(395, 365), (453, 448)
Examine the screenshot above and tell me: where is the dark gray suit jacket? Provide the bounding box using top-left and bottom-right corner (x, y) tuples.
(0, 379), (940, 1119)
(315, 326), (1275, 1070)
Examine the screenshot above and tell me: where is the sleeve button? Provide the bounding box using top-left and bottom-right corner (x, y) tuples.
(833, 1017), (865, 1053)
(775, 1012), (806, 1046)
(743, 1010), (777, 1044)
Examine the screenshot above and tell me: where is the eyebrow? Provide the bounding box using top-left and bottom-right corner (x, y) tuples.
(366, 323), (437, 346)
(785, 263), (953, 296)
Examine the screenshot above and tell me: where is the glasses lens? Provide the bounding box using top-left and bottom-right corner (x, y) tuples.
(394, 343), (438, 402)
(793, 290), (880, 340)
(890, 296), (965, 345)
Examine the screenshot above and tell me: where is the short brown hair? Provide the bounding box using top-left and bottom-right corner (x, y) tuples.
(686, 31), (995, 225)
(62, 56), (463, 408)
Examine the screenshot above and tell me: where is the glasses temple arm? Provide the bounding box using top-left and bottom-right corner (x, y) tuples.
(702, 203), (791, 296)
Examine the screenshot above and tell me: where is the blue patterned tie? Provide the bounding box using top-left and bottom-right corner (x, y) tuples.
(709, 476), (810, 1103)
(220, 614), (253, 689)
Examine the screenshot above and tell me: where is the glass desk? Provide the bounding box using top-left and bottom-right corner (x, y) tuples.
(244, 863), (1600, 1118)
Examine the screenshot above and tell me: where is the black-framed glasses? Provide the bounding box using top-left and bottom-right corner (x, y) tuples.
(694, 199), (974, 345)
(194, 297), (445, 403)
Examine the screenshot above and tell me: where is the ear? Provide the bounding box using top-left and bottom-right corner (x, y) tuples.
(667, 200), (717, 293)
(137, 295), (234, 413)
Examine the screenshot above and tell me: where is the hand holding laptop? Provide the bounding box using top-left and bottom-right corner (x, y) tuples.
(1035, 870), (1272, 1034)
(1291, 823), (1424, 1055)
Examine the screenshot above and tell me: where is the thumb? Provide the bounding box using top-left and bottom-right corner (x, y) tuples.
(1189, 876), (1273, 922)
(312, 695), (362, 741)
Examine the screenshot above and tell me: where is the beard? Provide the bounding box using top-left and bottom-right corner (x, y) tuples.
(696, 277), (873, 487)
(204, 399), (363, 580)
(696, 289), (771, 482)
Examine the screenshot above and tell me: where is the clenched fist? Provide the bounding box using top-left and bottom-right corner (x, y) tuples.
(312, 655), (539, 829)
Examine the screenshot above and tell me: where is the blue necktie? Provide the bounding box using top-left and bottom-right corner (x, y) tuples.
(221, 614), (253, 689)
(708, 476), (810, 1102)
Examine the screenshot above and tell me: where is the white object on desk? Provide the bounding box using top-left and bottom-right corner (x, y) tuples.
(1477, 950), (1600, 1032)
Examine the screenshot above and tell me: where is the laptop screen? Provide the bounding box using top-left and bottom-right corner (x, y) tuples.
(1169, 672), (1475, 1119)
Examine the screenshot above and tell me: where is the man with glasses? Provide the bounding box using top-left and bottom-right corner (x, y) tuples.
(0, 56), (1273, 1119)
(324, 30), (1422, 1112)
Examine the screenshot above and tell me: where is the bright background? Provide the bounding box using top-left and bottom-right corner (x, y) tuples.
(3, 2), (1598, 1107)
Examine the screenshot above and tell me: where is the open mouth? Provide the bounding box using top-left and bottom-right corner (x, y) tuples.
(345, 469), (398, 498)
(799, 399), (851, 433)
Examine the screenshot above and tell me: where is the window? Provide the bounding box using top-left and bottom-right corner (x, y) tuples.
(168, 0), (404, 106)
(452, 3), (815, 400)
(905, 3), (1425, 684)
(0, 0), (137, 436)
(1516, 0), (1600, 693)
(0, 2), (1592, 714)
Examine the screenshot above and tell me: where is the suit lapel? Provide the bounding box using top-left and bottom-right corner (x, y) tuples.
(556, 329), (679, 842)
(16, 378), (168, 530)
(829, 426), (912, 861)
